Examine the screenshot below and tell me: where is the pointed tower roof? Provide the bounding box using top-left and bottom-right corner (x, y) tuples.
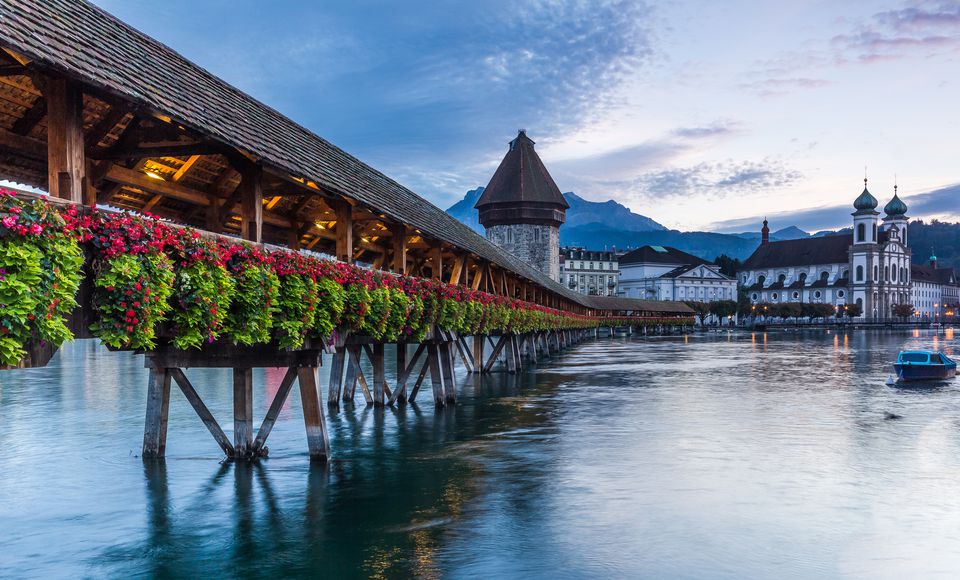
(476, 130), (569, 227)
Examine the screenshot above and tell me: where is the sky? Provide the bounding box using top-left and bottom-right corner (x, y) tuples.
(92, 0), (960, 234)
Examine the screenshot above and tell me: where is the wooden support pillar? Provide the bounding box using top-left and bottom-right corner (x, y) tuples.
(233, 368), (254, 457)
(430, 245), (443, 280)
(342, 345), (358, 402)
(297, 366), (329, 460)
(252, 367), (297, 455)
(506, 335), (518, 374)
(427, 342), (446, 406)
(44, 77), (86, 203)
(395, 343), (408, 403)
(288, 221), (302, 250)
(334, 200), (353, 263)
(142, 366), (171, 458)
(371, 342), (385, 407)
(238, 163), (263, 242)
(391, 224), (407, 274)
(439, 341), (457, 403)
(472, 336), (484, 374)
(326, 347), (346, 406)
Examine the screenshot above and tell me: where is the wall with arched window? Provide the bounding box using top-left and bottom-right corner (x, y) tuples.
(856, 265), (864, 281)
(857, 223), (865, 242)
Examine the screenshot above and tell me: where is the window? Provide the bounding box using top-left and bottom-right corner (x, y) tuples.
(873, 265), (878, 280)
(792, 291), (800, 299)
(751, 293), (759, 301)
(892, 267), (897, 282)
(839, 290), (845, 298)
(772, 292), (779, 300)
(778, 274), (786, 283)
(758, 275), (766, 286)
(857, 223), (865, 242)
(872, 223), (877, 241)
(820, 271), (829, 281)
(885, 266), (889, 281)
(856, 265), (864, 281)
(815, 291), (822, 299)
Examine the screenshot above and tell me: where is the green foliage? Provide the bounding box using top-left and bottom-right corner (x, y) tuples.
(436, 297), (461, 331)
(712, 254), (742, 278)
(225, 262), (279, 345)
(314, 277), (345, 338)
(405, 295), (427, 341)
(892, 303), (915, 319)
(683, 300), (712, 324)
(0, 241), (43, 364)
(383, 288), (410, 341)
(91, 253), (174, 349)
(342, 284), (370, 332)
(363, 287), (392, 340)
(274, 273), (318, 349)
(709, 300), (738, 321)
(170, 260), (233, 349)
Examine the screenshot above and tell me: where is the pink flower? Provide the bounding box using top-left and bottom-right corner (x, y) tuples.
(29, 223), (42, 235)
(1, 216), (16, 229)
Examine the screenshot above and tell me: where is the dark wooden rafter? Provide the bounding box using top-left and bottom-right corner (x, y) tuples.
(11, 96), (45, 135)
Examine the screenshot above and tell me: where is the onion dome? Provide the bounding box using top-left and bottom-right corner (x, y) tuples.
(883, 188), (908, 217)
(853, 178), (878, 211)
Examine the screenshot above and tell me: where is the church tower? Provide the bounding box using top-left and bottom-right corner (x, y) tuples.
(475, 130), (569, 281)
(849, 177), (880, 318)
(881, 184), (911, 314)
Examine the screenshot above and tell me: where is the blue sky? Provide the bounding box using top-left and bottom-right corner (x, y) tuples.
(93, 0), (960, 233)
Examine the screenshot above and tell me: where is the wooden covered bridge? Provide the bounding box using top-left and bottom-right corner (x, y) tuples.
(0, 1), (692, 462)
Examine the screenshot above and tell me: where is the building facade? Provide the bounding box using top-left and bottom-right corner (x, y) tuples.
(911, 254), (959, 319)
(475, 130), (568, 281)
(739, 180), (931, 319)
(619, 245), (736, 304)
(560, 247), (619, 296)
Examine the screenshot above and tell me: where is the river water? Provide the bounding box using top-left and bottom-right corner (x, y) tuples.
(1, 329), (959, 579)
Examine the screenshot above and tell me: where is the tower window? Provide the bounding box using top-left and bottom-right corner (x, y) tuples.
(856, 265), (864, 281)
(857, 223), (865, 242)
(872, 223), (877, 241)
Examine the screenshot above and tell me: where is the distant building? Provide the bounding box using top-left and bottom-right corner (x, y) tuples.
(739, 179), (928, 319)
(618, 245), (736, 305)
(911, 253), (958, 319)
(475, 130), (568, 281)
(560, 247), (619, 296)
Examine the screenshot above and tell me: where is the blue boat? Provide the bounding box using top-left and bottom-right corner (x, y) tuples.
(893, 351), (957, 382)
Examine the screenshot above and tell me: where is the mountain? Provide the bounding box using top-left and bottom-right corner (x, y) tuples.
(734, 226), (809, 241)
(445, 188), (960, 267)
(445, 187), (667, 235)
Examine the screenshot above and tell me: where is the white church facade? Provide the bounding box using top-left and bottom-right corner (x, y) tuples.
(738, 180), (915, 319)
(619, 245), (737, 303)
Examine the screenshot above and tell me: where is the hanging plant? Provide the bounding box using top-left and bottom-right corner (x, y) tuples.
(168, 233), (233, 350)
(222, 244), (279, 346)
(274, 272), (318, 349)
(383, 288), (410, 342)
(314, 277), (345, 338)
(363, 286), (392, 340)
(90, 252), (175, 349)
(342, 283), (370, 332)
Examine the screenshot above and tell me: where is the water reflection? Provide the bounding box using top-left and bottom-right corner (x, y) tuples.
(2, 330), (960, 577)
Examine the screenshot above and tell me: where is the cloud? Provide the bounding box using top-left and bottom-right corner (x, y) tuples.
(632, 159), (803, 199)
(671, 120), (741, 139)
(742, 1), (960, 96)
(710, 183), (960, 233)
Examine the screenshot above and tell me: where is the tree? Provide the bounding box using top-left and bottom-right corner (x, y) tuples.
(736, 286), (752, 317)
(683, 301), (711, 325)
(710, 300), (738, 324)
(713, 254), (743, 278)
(892, 303), (915, 320)
(844, 303), (862, 318)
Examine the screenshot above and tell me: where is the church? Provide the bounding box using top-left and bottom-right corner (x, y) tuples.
(738, 179), (913, 319)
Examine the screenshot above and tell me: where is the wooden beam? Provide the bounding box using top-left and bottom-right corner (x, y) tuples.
(430, 245), (443, 280)
(142, 367), (171, 458)
(170, 368), (235, 457)
(238, 162), (263, 242)
(297, 366), (329, 460)
(448, 255), (464, 286)
(172, 154), (200, 182)
(45, 77), (85, 202)
(88, 142), (223, 161)
(333, 200), (353, 263)
(391, 223), (407, 274)
(11, 96), (45, 135)
(85, 107), (127, 148)
(0, 127), (45, 159)
(251, 367), (298, 454)
(234, 368), (254, 457)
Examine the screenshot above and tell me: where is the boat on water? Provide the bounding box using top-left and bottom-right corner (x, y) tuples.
(893, 351), (957, 382)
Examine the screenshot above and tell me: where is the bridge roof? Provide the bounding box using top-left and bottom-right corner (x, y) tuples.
(0, 0), (689, 316)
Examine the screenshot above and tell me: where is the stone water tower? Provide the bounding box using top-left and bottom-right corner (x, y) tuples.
(475, 130), (568, 281)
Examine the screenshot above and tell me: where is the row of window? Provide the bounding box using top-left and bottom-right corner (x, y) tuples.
(563, 261), (617, 271)
(751, 290), (846, 301)
(854, 264), (908, 283)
